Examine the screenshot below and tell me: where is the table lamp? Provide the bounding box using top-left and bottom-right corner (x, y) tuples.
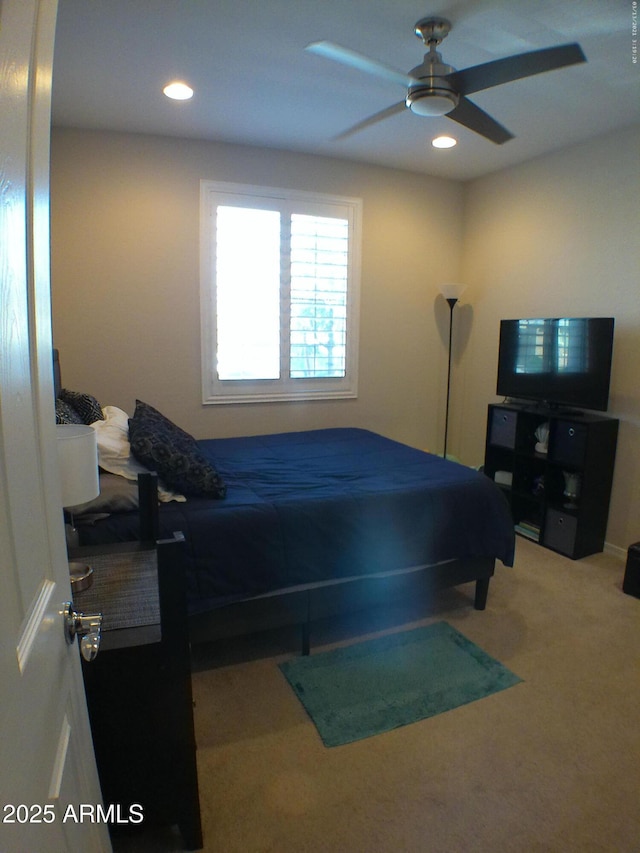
(56, 424), (99, 590)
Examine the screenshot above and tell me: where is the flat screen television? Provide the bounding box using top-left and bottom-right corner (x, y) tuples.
(496, 317), (614, 412)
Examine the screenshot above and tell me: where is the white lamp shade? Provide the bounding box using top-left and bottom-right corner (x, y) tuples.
(56, 425), (100, 508)
(439, 283), (466, 301)
(408, 93), (456, 116)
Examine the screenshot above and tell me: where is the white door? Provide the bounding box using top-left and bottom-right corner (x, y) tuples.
(0, 1), (110, 850)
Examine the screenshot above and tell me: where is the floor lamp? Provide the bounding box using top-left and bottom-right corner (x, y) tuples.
(439, 283), (466, 460)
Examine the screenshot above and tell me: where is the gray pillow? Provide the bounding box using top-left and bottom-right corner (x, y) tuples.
(68, 472), (139, 515)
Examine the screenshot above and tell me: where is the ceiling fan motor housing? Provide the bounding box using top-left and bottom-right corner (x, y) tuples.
(406, 53), (459, 117)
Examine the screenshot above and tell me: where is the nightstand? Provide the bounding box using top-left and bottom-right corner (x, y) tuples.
(73, 535), (203, 850)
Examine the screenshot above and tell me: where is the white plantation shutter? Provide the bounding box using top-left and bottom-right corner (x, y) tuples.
(290, 214), (348, 379)
(200, 182), (361, 403)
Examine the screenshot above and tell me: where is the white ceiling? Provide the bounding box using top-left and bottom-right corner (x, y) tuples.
(51, 0), (639, 181)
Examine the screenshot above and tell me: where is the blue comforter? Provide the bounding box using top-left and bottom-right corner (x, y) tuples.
(80, 428), (515, 615)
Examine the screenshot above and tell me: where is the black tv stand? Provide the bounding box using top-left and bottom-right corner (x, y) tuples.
(543, 406), (586, 418)
(505, 398), (588, 418)
(484, 403), (618, 559)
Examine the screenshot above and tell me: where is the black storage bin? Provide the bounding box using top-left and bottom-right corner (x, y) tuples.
(550, 421), (588, 467)
(543, 508), (578, 557)
(623, 542), (640, 598)
(490, 408), (517, 449)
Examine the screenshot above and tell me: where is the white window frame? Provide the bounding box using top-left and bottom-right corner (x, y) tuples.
(200, 181), (361, 404)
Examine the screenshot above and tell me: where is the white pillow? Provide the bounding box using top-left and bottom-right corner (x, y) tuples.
(91, 406), (185, 503)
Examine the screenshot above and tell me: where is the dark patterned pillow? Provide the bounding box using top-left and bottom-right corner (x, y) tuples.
(59, 389), (104, 424)
(56, 398), (84, 424)
(128, 400), (226, 499)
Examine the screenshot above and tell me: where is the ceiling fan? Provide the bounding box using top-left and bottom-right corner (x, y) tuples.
(306, 16), (586, 144)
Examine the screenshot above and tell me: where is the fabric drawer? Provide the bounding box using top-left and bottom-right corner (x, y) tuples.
(490, 409), (517, 449)
(551, 422), (587, 467)
(543, 508), (578, 556)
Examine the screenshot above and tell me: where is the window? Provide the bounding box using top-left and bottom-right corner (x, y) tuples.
(200, 182), (361, 403)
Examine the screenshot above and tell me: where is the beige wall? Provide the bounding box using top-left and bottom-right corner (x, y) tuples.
(50, 128), (463, 452)
(51, 124), (639, 553)
(457, 125), (640, 554)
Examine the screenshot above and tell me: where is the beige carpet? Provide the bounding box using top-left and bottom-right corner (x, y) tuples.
(114, 538), (640, 852)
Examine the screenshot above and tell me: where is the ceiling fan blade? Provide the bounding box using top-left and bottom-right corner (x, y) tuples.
(446, 43), (586, 96)
(333, 101), (407, 140)
(306, 41), (418, 89)
(447, 96), (514, 145)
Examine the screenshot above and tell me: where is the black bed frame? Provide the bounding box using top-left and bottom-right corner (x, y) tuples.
(190, 558), (494, 655)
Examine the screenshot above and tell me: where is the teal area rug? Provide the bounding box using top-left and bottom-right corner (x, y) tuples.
(279, 622), (521, 747)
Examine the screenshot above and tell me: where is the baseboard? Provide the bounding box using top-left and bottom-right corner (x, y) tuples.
(604, 541), (627, 560)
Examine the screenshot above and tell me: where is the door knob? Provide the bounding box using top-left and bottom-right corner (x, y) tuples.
(63, 602), (102, 662)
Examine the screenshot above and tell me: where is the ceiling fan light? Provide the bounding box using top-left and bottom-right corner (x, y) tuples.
(406, 89), (458, 117)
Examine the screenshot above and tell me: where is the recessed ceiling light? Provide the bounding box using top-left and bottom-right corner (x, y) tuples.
(432, 135), (457, 149)
(163, 81), (194, 101)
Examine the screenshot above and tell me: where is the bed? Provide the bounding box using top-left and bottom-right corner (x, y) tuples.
(54, 352), (515, 651)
